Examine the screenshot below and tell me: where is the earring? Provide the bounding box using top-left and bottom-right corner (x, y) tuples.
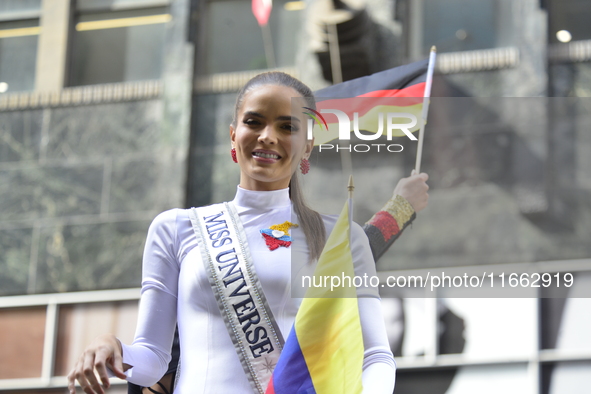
(300, 158), (310, 174)
(231, 148), (237, 163)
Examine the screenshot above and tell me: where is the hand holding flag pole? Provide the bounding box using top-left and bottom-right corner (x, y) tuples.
(414, 46), (437, 173)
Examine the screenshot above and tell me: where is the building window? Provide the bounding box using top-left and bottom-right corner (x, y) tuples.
(402, 0), (514, 58)
(547, 0), (591, 44)
(0, 307), (46, 379)
(201, 0), (303, 74)
(69, 4), (170, 86)
(0, 0), (41, 93)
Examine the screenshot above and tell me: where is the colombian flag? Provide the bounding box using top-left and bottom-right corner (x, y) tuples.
(310, 59), (429, 145)
(266, 201), (364, 394)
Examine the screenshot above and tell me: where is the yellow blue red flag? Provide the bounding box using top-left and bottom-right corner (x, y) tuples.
(265, 200), (364, 394)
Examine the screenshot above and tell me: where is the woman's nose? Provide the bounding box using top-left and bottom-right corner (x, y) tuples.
(258, 125), (278, 144)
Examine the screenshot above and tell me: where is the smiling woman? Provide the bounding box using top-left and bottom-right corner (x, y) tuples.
(67, 72), (396, 394)
(228, 72), (326, 263)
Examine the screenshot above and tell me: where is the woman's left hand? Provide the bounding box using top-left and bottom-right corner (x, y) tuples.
(392, 170), (429, 213)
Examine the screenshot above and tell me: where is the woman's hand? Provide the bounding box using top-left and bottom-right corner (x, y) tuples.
(393, 170), (429, 213)
(67, 334), (128, 394)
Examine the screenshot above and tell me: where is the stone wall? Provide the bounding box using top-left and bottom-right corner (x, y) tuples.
(0, 98), (188, 296)
(0, 0), (193, 297)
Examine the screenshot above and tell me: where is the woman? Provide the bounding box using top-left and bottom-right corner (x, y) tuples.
(67, 72), (396, 394)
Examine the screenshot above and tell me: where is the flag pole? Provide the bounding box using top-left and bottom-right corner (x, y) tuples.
(414, 46), (437, 173)
(327, 21), (354, 181)
(347, 175), (354, 242)
(261, 23), (276, 68)
(327, 23), (343, 84)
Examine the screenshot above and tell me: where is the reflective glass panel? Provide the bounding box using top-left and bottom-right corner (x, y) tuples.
(0, 307), (46, 379)
(441, 298), (537, 357)
(70, 7), (168, 86)
(396, 364), (530, 394)
(54, 301), (138, 376)
(420, 0), (515, 55)
(541, 272), (591, 351)
(204, 0), (302, 74)
(543, 362), (591, 394)
(0, 0), (41, 14)
(548, 0), (591, 43)
(0, 19), (38, 92)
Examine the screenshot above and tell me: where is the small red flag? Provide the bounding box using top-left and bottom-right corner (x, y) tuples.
(252, 0), (272, 26)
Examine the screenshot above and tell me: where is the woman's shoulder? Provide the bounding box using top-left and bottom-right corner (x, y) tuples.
(150, 208), (188, 229)
(148, 208), (196, 242)
(319, 212), (337, 223)
(319, 212), (365, 236)
(147, 208), (199, 261)
(150, 205), (233, 241)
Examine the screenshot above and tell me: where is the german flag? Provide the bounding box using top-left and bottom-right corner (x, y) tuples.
(309, 59), (429, 145)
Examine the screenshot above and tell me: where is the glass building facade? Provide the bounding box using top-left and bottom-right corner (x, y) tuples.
(1, 0), (590, 392)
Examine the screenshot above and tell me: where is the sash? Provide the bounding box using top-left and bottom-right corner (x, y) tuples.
(189, 203), (285, 394)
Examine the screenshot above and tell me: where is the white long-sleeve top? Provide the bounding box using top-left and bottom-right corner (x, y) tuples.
(121, 186), (395, 393)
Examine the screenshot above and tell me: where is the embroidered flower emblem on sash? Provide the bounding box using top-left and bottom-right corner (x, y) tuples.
(260, 221), (298, 251)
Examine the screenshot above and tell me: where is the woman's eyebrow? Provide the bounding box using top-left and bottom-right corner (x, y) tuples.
(243, 110), (265, 118)
(277, 115), (301, 123)
(243, 111), (300, 123)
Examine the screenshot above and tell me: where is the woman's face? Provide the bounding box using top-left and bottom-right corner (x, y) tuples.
(230, 84), (313, 191)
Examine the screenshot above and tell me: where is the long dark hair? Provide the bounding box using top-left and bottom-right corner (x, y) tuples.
(232, 72), (326, 262)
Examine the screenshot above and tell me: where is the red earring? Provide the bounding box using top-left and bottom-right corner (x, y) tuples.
(300, 158), (310, 174)
(231, 148), (237, 163)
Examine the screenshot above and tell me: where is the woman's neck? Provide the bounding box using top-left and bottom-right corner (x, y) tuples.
(233, 186), (291, 210)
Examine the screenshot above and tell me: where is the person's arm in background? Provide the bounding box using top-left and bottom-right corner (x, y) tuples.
(133, 171), (430, 394)
(358, 170), (429, 392)
(363, 171), (429, 261)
